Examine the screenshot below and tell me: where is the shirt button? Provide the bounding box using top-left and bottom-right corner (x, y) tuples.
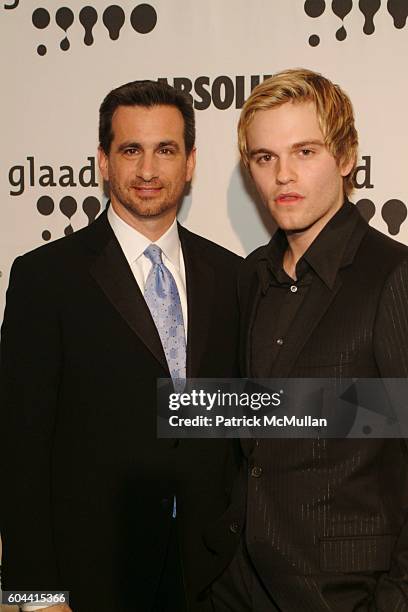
(290, 285), (298, 293)
(251, 466), (263, 478)
(276, 338), (284, 346)
(229, 522), (240, 534)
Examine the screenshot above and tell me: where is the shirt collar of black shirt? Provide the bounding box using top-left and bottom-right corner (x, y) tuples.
(258, 201), (360, 293)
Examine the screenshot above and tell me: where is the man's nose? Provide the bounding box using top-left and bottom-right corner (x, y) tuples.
(137, 153), (158, 181)
(276, 157), (296, 184)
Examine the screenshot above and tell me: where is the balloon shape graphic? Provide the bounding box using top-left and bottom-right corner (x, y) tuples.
(304, 0), (326, 17)
(37, 195), (55, 240)
(82, 197), (101, 225)
(332, 0), (353, 41)
(32, 8), (50, 55)
(359, 0), (381, 34)
(387, 0), (408, 28)
(60, 195), (77, 235)
(79, 6), (98, 46)
(355, 198), (376, 224)
(56, 6), (74, 51)
(103, 5), (125, 40)
(381, 199), (407, 235)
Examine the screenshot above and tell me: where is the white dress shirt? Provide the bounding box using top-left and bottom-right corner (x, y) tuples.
(108, 205), (188, 336)
(21, 207), (187, 611)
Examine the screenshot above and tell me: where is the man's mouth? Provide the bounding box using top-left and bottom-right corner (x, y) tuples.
(132, 185), (163, 197)
(275, 192), (304, 204)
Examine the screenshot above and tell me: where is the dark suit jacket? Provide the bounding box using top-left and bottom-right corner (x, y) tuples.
(207, 206), (408, 611)
(0, 211), (241, 612)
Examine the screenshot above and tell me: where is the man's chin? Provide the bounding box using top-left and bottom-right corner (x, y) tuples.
(272, 213), (315, 234)
(125, 201), (174, 219)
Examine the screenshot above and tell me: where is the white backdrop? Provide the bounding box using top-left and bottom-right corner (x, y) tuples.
(1, 0), (408, 321)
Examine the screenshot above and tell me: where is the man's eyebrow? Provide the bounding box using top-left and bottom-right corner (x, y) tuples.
(157, 140), (180, 150)
(117, 140), (181, 152)
(249, 147), (274, 158)
(117, 141), (141, 152)
(291, 140), (325, 149)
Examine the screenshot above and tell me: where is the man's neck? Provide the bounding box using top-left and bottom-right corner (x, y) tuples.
(283, 201), (344, 280)
(111, 202), (177, 242)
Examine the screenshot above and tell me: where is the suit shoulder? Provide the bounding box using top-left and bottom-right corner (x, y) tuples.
(362, 225), (408, 268)
(180, 226), (242, 267)
(236, 243), (270, 301)
(240, 242), (270, 277)
(244, 243), (270, 266)
(12, 218), (101, 270)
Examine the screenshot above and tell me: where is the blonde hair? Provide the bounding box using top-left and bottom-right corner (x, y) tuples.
(238, 68), (358, 196)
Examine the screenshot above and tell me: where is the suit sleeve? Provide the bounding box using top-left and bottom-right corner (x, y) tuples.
(372, 257), (408, 611)
(0, 256), (62, 590)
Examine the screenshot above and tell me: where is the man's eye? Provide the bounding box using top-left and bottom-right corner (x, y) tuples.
(124, 148), (138, 156)
(159, 148), (174, 155)
(257, 154), (272, 164)
(299, 149), (313, 156)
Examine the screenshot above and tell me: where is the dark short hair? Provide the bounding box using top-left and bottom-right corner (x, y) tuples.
(99, 80), (195, 155)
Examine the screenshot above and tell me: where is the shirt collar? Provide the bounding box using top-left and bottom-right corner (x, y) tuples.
(302, 201), (358, 288)
(107, 204), (181, 270)
(261, 201), (360, 290)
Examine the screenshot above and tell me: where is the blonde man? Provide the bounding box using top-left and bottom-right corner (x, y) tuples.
(209, 69), (408, 611)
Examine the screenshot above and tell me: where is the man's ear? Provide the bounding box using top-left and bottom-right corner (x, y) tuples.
(186, 147), (196, 182)
(340, 153), (355, 178)
(98, 146), (109, 182)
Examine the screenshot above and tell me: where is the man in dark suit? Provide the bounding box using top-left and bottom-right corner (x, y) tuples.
(210, 69), (408, 611)
(0, 81), (241, 612)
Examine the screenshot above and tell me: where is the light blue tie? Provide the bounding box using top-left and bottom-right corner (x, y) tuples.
(144, 245), (185, 520)
(143, 244), (186, 384)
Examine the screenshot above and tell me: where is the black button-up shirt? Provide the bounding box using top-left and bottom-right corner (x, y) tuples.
(251, 202), (359, 377)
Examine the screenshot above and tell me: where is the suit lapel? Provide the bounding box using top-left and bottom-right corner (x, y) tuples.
(179, 226), (215, 377)
(87, 213), (169, 373)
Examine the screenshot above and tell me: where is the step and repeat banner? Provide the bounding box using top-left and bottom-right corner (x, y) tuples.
(1, 0), (408, 320)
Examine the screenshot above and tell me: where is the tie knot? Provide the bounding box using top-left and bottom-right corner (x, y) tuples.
(144, 244), (163, 265)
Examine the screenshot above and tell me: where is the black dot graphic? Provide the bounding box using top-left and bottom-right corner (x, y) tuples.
(332, 0), (353, 20)
(42, 230), (51, 241)
(355, 198), (376, 224)
(32, 7), (50, 29)
(304, 0), (326, 18)
(79, 6), (98, 46)
(37, 195), (54, 215)
(82, 196), (101, 225)
(336, 25), (347, 40)
(56, 7), (74, 51)
(359, 0), (381, 35)
(55, 7), (74, 31)
(387, 0), (408, 29)
(309, 34), (320, 46)
(130, 4), (157, 34)
(32, 7), (50, 56)
(381, 199), (407, 236)
(60, 195), (77, 218)
(362, 425), (372, 435)
(103, 5), (126, 40)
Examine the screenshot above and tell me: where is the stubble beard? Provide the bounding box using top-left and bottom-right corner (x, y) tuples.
(110, 180), (179, 220)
